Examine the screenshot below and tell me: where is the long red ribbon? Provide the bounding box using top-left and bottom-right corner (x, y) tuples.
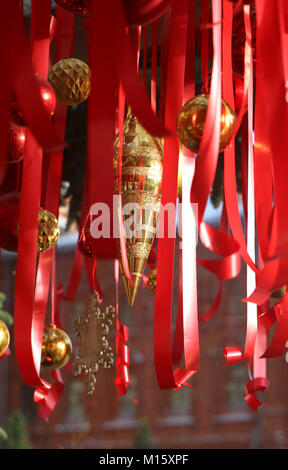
(223, 3), (258, 367)
(114, 260), (130, 395)
(33, 5), (75, 418)
(14, 0), (53, 410)
(154, 0), (195, 390)
(247, 0), (288, 305)
(9, 2), (64, 152)
(14, 2), (74, 421)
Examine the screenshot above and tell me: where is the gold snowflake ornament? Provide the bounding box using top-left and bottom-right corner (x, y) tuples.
(72, 290), (115, 395)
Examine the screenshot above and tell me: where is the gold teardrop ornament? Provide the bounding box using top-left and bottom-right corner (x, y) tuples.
(114, 108), (163, 306)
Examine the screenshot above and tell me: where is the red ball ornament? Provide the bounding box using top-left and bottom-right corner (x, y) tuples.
(78, 226), (94, 257)
(55, 0), (174, 26)
(8, 123), (26, 164)
(11, 74), (56, 126)
(124, 0), (174, 27)
(54, 0), (90, 16)
(201, 72), (245, 115)
(232, 2), (256, 74)
(0, 192), (20, 252)
(233, 73), (245, 114)
(196, 1), (256, 76)
(38, 75), (57, 117)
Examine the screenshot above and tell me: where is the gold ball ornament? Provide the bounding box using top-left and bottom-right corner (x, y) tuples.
(48, 58), (91, 106)
(0, 320), (10, 357)
(41, 325), (72, 370)
(37, 209), (60, 253)
(147, 268), (157, 292)
(176, 94), (236, 154)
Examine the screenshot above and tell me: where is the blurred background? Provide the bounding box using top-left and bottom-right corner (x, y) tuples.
(1, 231), (288, 450)
(0, 0), (287, 451)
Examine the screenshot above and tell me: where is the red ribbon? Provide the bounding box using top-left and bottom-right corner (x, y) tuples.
(192, 0), (241, 287)
(247, 303), (269, 411)
(34, 371), (64, 421)
(0, 348), (11, 361)
(0, 2), (12, 186)
(244, 377), (269, 411)
(114, 260), (130, 395)
(223, 3), (258, 366)
(200, 0), (209, 93)
(159, 8), (171, 121)
(154, 0), (196, 390)
(260, 293), (288, 359)
(246, 0), (288, 305)
(14, 2), (75, 421)
(223, 3), (258, 278)
(189, 0), (241, 339)
(14, 0), (53, 412)
(9, 2), (64, 152)
(34, 5), (75, 419)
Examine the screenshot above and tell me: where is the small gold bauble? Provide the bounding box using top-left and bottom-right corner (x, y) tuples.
(48, 58), (91, 106)
(0, 320), (10, 357)
(176, 94), (236, 154)
(37, 209), (60, 253)
(41, 325), (72, 370)
(147, 268), (157, 292)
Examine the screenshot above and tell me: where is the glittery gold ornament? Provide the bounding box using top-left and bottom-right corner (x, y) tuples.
(73, 290), (115, 395)
(41, 324), (72, 370)
(114, 108), (163, 307)
(176, 94), (236, 154)
(37, 209), (60, 253)
(0, 320), (10, 357)
(147, 268), (157, 292)
(48, 58), (91, 106)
